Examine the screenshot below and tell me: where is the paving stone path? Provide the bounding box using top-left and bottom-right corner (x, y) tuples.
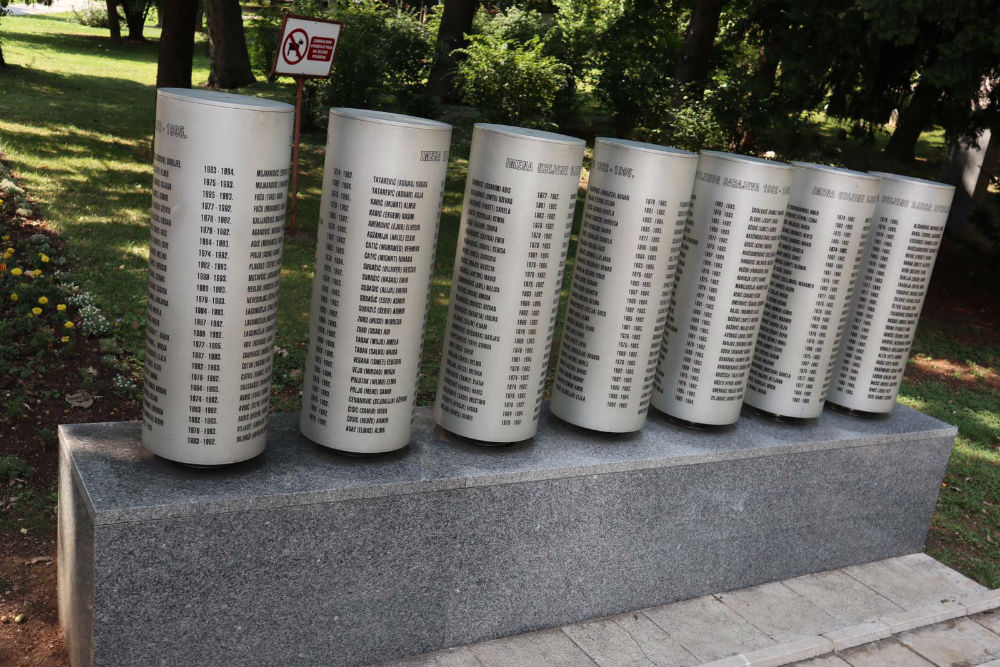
(374, 553), (1000, 667)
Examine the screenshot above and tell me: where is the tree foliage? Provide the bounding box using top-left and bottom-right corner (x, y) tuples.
(250, 0), (437, 122)
(240, 0), (1000, 160)
(455, 31), (569, 127)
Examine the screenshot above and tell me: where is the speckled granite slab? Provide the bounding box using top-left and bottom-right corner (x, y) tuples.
(58, 403), (955, 667)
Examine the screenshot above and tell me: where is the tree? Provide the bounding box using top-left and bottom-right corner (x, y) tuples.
(106, 0), (122, 42)
(205, 0), (255, 89)
(841, 0), (1000, 161)
(426, 0), (479, 103)
(675, 0), (727, 98)
(597, 1), (685, 136)
(121, 0), (153, 41)
(884, 80), (941, 161)
(156, 0), (198, 88)
(0, 0), (8, 67)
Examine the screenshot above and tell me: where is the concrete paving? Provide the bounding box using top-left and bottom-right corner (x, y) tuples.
(375, 554), (999, 667)
(896, 617), (1000, 666)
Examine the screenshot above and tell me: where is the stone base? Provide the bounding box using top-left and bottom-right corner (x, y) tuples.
(58, 404), (955, 667)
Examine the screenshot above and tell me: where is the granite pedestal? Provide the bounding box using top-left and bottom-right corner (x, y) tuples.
(58, 404), (956, 667)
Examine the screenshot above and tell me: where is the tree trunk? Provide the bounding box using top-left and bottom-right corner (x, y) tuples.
(735, 28), (780, 153)
(122, 1), (147, 41)
(940, 127), (999, 238)
(885, 79), (940, 162)
(156, 0), (198, 88)
(675, 0), (726, 98)
(426, 0), (480, 104)
(106, 0), (122, 42)
(826, 73), (850, 117)
(205, 0), (255, 89)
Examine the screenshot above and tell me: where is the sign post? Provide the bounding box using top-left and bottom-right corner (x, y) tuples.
(270, 13), (343, 236)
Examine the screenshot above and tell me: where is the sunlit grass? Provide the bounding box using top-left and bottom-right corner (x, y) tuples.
(901, 321), (1000, 587)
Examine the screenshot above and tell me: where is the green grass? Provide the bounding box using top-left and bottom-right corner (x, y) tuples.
(786, 111), (950, 180)
(901, 307), (1000, 587)
(3, 11), (998, 589)
(0, 13), (324, 401)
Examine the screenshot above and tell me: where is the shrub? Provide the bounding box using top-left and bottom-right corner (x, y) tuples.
(455, 32), (570, 129)
(295, 0), (437, 120)
(246, 3), (285, 79)
(596, 6), (684, 138)
(73, 2), (112, 29)
(632, 89), (728, 153)
(474, 4), (550, 45)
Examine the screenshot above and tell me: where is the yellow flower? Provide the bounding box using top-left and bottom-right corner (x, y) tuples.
(30, 269), (40, 277)
(11, 267), (22, 276)
(38, 296), (48, 305)
(57, 303), (66, 311)
(39, 253), (50, 263)
(64, 321), (74, 329)
(1, 234), (9, 241)
(61, 336), (70, 343)
(10, 293), (18, 302)
(31, 307), (42, 316)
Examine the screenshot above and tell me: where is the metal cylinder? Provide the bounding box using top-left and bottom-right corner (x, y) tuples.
(434, 124), (585, 443)
(142, 89), (294, 465)
(650, 150), (793, 426)
(827, 172), (955, 414)
(744, 163), (881, 420)
(299, 109), (451, 453)
(550, 138), (698, 433)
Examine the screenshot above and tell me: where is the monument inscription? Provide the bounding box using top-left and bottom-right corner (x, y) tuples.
(434, 124), (585, 443)
(828, 172), (954, 413)
(142, 89), (293, 466)
(745, 163), (880, 419)
(300, 109), (451, 453)
(651, 150), (793, 426)
(551, 138), (697, 432)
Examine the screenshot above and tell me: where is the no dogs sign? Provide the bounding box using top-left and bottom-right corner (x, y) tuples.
(270, 14), (343, 79)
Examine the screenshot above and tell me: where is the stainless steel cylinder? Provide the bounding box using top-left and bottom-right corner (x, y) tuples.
(744, 163), (880, 419)
(650, 150), (793, 426)
(434, 124), (585, 443)
(827, 172), (954, 414)
(299, 109), (451, 453)
(550, 138), (698, 432)
(142, 89), (294, 465)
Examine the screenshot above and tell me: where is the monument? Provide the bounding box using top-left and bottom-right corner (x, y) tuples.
(433, 124), (585, 443)
(828, 172), (955, 414)
(59, 106), (962, 665)
(299, 109), (451, 454)
(745, 163), (880, 420)
(651, 150), (793, 426)
(141, 89), (294, 466)
(551, 139), (698, 432)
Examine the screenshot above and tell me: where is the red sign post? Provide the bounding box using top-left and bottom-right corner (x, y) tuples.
(270, 14), (343, 235)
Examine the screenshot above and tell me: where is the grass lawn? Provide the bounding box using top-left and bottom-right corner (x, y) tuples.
(1, 11), (998, 592)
